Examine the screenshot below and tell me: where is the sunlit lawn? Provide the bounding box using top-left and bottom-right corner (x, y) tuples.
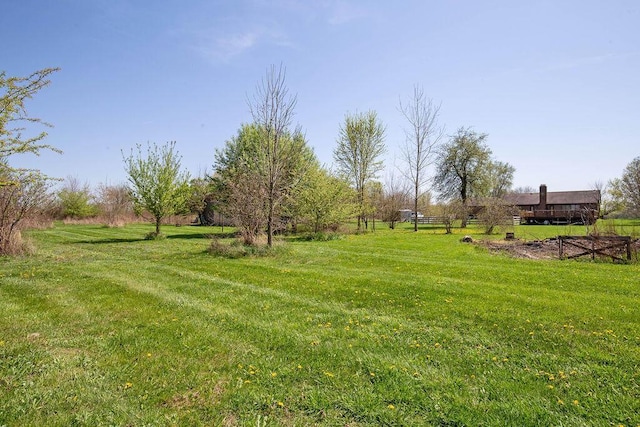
(0, 221), (638, 426)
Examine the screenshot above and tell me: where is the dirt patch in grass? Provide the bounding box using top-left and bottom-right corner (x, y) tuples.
(480, 238), (560, 260)
(479, 237), (640, 261)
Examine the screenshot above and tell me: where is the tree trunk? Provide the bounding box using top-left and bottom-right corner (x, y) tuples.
(267, 197), (274, 247)
(155, 217), (161, 235)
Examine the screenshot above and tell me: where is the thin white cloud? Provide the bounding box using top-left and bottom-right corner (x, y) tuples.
(192, 26), (293, 64)
(217, 32), (258, 57)
(327, 1), (367, 26)
(192, 29), (260, 64)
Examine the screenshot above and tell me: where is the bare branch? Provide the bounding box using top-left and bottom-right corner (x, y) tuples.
(398, 85), (443, 231)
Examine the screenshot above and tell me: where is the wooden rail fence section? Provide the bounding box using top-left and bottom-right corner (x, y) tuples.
(412, 216), (521, 225)
(558, 235), (633, 262)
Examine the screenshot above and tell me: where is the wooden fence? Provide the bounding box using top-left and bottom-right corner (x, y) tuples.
(558, 235), (634, 262)
(411, 216), (520, 225)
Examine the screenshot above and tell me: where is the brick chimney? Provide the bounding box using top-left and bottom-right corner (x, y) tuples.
(539, 184), (547, 210)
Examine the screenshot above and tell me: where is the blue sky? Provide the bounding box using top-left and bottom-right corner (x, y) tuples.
(4, 0), (639, 192)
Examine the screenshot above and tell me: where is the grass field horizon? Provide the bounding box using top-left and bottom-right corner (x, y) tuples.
(1, 222), (638, 426)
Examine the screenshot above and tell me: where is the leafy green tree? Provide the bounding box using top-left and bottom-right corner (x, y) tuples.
(57, 176), (97, 219)
(610, 157), (640, 217)
(1, 68), (61, 182)
(333, 110), (386, 231)
(122, 141), (190, 237)
(293, 165), (357, 233)
(1, 68), (60, 254)
(485, 160), (515, 198)
(433, 127), (513, 227)
(605, 178), (626, 216)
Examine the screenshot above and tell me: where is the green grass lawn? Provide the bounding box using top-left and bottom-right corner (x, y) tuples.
(1, 222), (638, 426)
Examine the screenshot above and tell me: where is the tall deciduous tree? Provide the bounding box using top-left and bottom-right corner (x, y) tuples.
(249, 64), (313, 246)
(123, 141), (190, 237)
(333, 110), (386, 231)
(434, 128), (514, 227)
(610, 157), (640, 216)
(399, 85), (443, 231)
(433, 128), (492, 226)
(1, 68), (60, 254)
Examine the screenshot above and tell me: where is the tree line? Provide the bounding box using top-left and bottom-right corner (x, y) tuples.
(3, 66), (640, 254)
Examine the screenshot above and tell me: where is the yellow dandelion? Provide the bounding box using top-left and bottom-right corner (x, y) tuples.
(297, 365), (302, 369)
(146, 353), (152, 357)
(557, 399), (564, 405)
(324, 371), (334, 377)
(277, 401), (284, 407)
(271, 372), (277, 378)
(547, 385), (554, 389)
(369, 372), (375, 377)
(572, 400), (579, 406)
(387, 404), (395, 410)
(124, 382), (133, 389)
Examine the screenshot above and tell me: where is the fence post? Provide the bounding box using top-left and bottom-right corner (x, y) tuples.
(558, 236), (563, 259)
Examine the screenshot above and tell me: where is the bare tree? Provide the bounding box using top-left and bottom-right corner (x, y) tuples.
(249, 64), (313, 246)
(225, 169), (268, 245)
(399, 85), (443, 231)
(512, 185), (536, 194)
(0, 169), (54, 254)
(380, 173), (410, 229)
(477, 197), (515, 234)
(96, 183), (133, 226)
(433, 200), (465, 234)
(334, 110), (386, 231)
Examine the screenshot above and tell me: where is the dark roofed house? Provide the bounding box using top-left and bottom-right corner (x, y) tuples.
(470, 184), (601, 225)
(507, 184), (600, 224)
